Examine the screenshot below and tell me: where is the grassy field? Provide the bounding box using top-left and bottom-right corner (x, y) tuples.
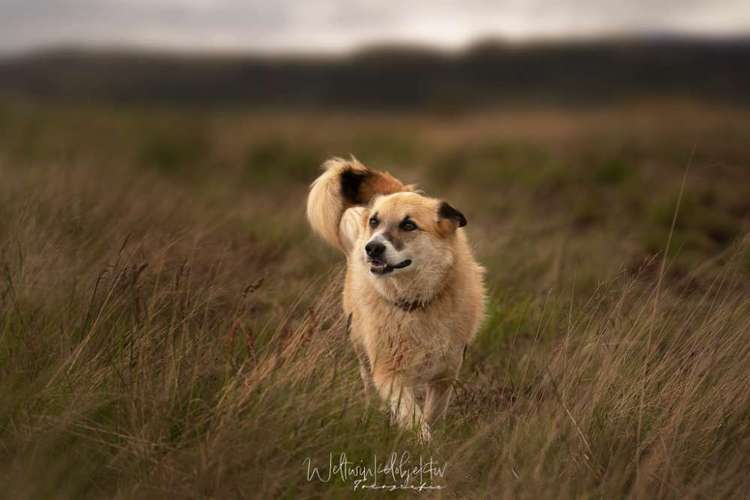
(0, 98), (749, 498)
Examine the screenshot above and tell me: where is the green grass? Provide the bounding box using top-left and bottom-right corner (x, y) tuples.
(0, 99), (749, 498)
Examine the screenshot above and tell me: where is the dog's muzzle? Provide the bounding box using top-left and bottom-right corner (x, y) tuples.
(368, 257), (412, 275)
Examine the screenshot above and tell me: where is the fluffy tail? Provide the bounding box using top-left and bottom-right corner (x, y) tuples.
(306, 157), (405, 253)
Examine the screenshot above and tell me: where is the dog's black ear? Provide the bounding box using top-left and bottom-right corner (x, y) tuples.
(438, 201), (467, 231)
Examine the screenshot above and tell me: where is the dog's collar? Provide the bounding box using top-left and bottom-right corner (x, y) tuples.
(387, 272), (451, 313)
(393, 298), (430, 312)
(391, 282), (451, 312)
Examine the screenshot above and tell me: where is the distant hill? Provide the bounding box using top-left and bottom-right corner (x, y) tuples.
(1, 38), (749, 109)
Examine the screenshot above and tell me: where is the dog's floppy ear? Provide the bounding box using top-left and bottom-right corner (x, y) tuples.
(437, 201), (467, 234)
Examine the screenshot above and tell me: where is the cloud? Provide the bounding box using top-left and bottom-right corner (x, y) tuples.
(1, 0), (748, 54)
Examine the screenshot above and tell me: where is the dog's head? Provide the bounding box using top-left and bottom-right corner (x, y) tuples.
(361, 192), (467, 278)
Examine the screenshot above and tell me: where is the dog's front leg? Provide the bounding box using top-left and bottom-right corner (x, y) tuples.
(373, 372), (431, 442)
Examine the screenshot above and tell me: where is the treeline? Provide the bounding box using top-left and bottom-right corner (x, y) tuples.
(1, 37), (749, 109)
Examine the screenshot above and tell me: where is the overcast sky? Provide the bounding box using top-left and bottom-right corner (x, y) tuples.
(1, 0), (749, 54)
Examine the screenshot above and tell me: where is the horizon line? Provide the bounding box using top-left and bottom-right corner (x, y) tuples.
(2, 30), (750, 61)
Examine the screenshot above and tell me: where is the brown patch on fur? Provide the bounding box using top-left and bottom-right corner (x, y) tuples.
(340, 163), (406, 208)
(340, 168), (371, 205)
(358, 171), (405, 204)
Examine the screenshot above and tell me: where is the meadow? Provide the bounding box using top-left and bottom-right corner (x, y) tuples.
(0, 98), (749, 498)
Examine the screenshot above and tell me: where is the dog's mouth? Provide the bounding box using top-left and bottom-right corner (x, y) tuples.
(368, 258), (412, 275)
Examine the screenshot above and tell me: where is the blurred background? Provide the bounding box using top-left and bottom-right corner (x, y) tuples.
(2, 0), (750, 107)
(1, 0), (749, 299)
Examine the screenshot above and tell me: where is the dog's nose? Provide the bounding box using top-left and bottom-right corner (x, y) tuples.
(365, 241), (385, 258)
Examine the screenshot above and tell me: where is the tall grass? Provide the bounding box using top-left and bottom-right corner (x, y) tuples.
(1, 100), (749, 498)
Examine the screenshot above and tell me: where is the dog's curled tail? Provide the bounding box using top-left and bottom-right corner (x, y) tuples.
(306, 157), (405, 253)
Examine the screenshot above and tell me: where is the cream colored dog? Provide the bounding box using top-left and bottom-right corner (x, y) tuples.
(307, 158), (485, 441)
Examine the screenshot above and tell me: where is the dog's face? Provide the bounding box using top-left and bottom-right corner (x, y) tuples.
(362, 192), (466, 278)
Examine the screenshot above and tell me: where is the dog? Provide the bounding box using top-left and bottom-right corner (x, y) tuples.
(306, 157), (485, 441)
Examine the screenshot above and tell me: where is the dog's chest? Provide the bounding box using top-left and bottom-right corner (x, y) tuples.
(352, 302), (464, 379)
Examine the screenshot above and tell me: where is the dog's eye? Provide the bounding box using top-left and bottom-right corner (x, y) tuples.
(369, 216), (379, 228)
(400, 220), (418, 231)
